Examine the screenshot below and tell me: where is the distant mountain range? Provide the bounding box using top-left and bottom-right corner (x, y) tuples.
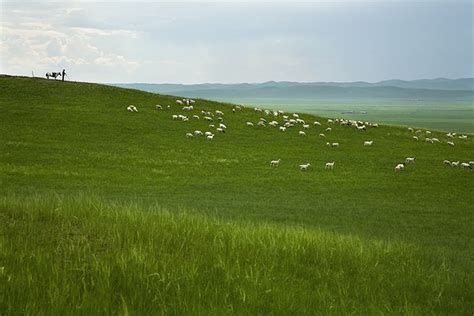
(111, 78), (474, 102)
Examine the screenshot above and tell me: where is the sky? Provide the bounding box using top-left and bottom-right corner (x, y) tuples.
(1, 0), (472, 84)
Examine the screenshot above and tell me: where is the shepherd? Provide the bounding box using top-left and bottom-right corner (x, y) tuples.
(62, 69), (66, 81)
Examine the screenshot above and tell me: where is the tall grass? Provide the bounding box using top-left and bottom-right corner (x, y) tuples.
(1, 195), (471, 314)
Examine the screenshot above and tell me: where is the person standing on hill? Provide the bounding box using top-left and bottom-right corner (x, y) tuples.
(61, 69), (66, 81)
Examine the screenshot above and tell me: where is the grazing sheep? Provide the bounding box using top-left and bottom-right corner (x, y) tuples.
(470, 161), (474, 166)
(426, 131), (431, 134)
(280, 126), (287, 132)
(415, 130), (422, 134)
(292, 113), (299, 118)
(155, 104), (162, 110)
(176, 100), (183, 105)
(325, 162), (335, 169)
(451, 161), (460, 167)
(447, 133), (454, 138)
(408, 127), (414, 132)
(461, 162), (472, 169)
(395, 163), (405, 172)
(327, 119), (334, 124)
(194, 130), (203, 136)
(405, 157), (415, 164)
(270, 159), (281, 167)
(246, 122), (254, 127)
(192, 115), (200, 120)
(215, 110), (224, 116)
(127, 105), (138, 112)
(204, 131), (213, 136)
(458, 135), (468, 140)
(204, 116), (213, 121)
(209, 124), (215, 128)
(299, 163), (311, 171)
(319, 133), (326, 138)
(425, 138), (434, 144)
(413, 136), (419, 140)
(216, 128), (225, 133)
(364, 140), (373, 146)
(257, 121), (266, 127)
(443, 160), (451, 165)
(172, 114), (178, 120)
(303, 124), (310, 129)
(447, 141), (455, 146)
(431, 138), (440, 143)
(331, 142), (339, 147)
(206, 134), (214, 141)
(186, 133), (193, 138)
(314, 121), (321, 126)
(219, 123), (227, 129)
(299, 131), (306, 136)
(325, 127), (332, 132)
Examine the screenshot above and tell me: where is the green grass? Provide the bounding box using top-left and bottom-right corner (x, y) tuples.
(0, 76), (473, 313)
(0, 195), (471, 314)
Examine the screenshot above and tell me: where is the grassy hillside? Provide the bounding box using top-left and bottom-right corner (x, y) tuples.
(1, 76), (473, 313)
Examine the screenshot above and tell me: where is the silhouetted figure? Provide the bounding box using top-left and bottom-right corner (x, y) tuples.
(62, 69), (66, 81)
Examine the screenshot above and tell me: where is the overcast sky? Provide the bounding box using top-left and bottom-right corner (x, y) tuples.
(1, 0), (472, 83)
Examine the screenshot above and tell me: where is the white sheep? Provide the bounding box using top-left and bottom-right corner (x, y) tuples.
(127, 105), (138, 112)
(451, 161), (460, 167)
(257, 121), (266, 127)
(209, 124), (215, 128)
(405, 157), (415, 164)
(327, 119), (334, 124)
(413, 136), (419, 140)
(299, 163), (311, 171)
(299, 131), (306, 136)
(431, 138), (440, 143)
(325, 127), (332, 132)
(194, 130), (203, 136)
(186, 133), (193, 138)
(206, 134), (214, 141)
(219, 123), (227, 129)
(461, 162), (472, 169)
(425, 138), (434, 144)
(216, 128), (225, 133)
(331, 142), (339, 147)
(204, 131), (213, 136)
(172, 114), (178, 120)
(395, 163), (405, 172)
(246, 122), (254, 127)
(292, 113), (299, 118)
(204, 116), (213, 121)
(325, 161), (335, 169)
(447, 141), (455, 146)
(155, 104), (162, 110)
(408, 127), (414, 132)
(458, 135), (468, 140)
(215, 110), (224, 116)
(176, 100), (183, 105)
(314, 121), (321, 126)
(443, 160), (451, 165)
(303, 124), (310, 129)
(426, 131), (431, 134)
(270, 159), (280, 167)
(192, 115), (200, 120)
(319, 133), (326, 138)
(364, 141), (373, 146)
(280, 126), (287, 132)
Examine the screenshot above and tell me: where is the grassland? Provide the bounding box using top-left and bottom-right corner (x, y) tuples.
(1, 76), (473, 314)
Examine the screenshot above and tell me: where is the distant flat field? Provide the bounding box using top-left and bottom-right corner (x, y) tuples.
(211, 98), (474, 133)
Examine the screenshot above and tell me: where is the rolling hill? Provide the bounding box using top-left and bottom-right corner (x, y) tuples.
(1, 76), (473, 314)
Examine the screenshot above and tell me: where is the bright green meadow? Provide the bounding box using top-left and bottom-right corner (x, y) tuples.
(0, 76), (473, 314)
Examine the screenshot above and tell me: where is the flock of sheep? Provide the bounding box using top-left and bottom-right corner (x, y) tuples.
(126, 99), (472, 172)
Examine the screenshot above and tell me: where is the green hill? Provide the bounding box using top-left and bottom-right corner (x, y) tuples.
(1, 76), (473, 314)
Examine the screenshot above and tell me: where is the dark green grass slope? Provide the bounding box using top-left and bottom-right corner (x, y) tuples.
(1, 76), (473, 313)
(0, 78), (472, 255)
